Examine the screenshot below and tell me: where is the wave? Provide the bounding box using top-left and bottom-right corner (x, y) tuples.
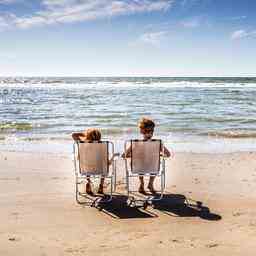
(1, 77), (256, 89)
(0, 122), (51, 132)
(203, 130), (256, 139)
(0, 122), (33, 131)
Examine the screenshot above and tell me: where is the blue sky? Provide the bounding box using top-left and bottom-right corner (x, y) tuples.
(0, 0), (255, 76)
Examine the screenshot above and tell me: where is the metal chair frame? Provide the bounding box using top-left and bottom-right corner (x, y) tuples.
(124, 139), (166, 208)
(73, 141), (117, 205)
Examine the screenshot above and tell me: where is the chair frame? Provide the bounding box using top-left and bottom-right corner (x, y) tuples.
(73, 140), (117, 205)
(124, 139), (166, 208)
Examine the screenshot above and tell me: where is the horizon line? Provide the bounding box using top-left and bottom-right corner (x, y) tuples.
(1, 75), (256, 78)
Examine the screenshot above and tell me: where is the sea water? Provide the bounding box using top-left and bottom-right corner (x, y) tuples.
(1, 77), (256, 153)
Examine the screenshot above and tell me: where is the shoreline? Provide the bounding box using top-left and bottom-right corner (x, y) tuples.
(1, 137), (256, 154)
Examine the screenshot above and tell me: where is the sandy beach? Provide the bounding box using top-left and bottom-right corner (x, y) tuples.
(1, 0), (256, 254)
(1, 150), (256, 255)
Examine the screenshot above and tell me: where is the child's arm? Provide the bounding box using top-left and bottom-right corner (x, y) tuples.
(72, 132), (86, 142)
(161, 145), (171, 158)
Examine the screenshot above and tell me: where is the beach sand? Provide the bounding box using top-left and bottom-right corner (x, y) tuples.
(1, 150), (256, 255)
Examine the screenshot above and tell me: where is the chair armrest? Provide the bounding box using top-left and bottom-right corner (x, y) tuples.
(109, 153), (120, 164)
(113, 153), (120, 159)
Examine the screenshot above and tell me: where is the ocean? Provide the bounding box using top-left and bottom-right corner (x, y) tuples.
(1, 77), (256, 153)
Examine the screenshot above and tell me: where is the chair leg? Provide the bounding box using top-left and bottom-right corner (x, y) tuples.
(160, 172), (164, 200)
(126, 173), (130, 198)
(114, 163), (117, 192)
(75, 181), (84, 204)
(110, 176), (113, 201)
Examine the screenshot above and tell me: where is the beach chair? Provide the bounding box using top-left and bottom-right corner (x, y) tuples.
(73, 141), (117, 206)
(124, 139), (166, 209)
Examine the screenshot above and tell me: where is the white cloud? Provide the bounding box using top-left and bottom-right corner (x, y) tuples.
(139, 30), (168, 46)
(0, 13), (16, 29)
(0, 0), (174, 29)
(231, 29), (256, 40)
(0, 18), (9, 31)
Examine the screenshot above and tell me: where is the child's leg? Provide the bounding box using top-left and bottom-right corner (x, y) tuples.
(86, 177), (93, 194)
(148, 176), (156, 193)
(98, 177), (104, 194)
(138, 176), (146, 193)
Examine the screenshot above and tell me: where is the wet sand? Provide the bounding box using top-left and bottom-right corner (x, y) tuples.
(0, 151), (256, 255)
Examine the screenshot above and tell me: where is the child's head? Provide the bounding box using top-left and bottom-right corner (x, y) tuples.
(85, 128), (101, 142)
(138, 117), (155, 140)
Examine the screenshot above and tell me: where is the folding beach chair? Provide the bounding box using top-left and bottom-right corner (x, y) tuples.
(124, 139), (166, 209)
(73, 141), (117, 205)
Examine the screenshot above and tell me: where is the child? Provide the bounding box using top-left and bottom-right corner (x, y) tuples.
(72, 128), (107, 195)
(123, 117), (171, 194)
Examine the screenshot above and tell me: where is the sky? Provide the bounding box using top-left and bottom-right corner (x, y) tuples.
(0, 0), (255, 77)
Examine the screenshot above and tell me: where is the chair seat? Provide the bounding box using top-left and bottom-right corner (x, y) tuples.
(79, 171), (109, 177)
(131, 170), (160, 175)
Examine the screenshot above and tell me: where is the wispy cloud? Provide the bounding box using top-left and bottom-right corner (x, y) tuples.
(0, 0), (18, 4)
(138, 30), (168, 46)
(229, 15), (247, 21)
(181, 17), (201, 28)
(0, 0), (174, 29)
(181, 0), (198, 6)
(180, 15), (208, 28)
(0, 18), (8, 31)
(231, 29), (256, 40)
(181, 0), (208, 8)
(0, 13), (15, 30)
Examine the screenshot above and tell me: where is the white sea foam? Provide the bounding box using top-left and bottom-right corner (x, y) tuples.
(1, 77), (256, 153)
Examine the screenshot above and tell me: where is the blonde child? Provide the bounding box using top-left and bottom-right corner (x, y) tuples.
(72, 128), (106, 195)
(123, 118), (171, 194)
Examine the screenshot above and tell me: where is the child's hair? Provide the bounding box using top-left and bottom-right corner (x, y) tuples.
(138, 117), (155, 133)
(85, 128), (101, 141)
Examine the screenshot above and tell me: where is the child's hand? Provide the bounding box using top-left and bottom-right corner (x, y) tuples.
(169, 148), (175, 158)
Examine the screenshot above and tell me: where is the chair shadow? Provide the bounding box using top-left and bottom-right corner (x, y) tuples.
(97, 194), (158, 219)
(152, 193), (222, 221)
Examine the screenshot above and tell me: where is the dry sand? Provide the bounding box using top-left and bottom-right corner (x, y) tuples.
(1, 150), (256, 255)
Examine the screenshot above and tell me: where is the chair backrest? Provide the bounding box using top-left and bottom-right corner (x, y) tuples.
(130, 139), (161, 174)
(77, 141), (109, 176)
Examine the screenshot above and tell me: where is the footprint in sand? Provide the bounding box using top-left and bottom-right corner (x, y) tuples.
(65, 247), (86, 253)
(8, 237), (20, 242)
(205, 243), (219, 248)
(171, 239), (181, 243)
(194, 178), (200, 184)
(249, 221), (256, 227)
(232, 212), (245, 217)
(51, 177), (68, 180)
(0, 177), (20, 181)
(134, 233), (149, 239)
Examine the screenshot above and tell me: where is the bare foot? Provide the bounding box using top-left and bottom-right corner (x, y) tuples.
(138, 185), (146, 194)
(97, 184), (104, 194)
(147, 184), (156, 194)
(86, 183), (93, 195)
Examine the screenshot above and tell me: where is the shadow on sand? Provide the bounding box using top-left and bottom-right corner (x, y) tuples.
(97, 194), (157, 219)
(152, 193), (222, 221)
(96, 193), (221, 221)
